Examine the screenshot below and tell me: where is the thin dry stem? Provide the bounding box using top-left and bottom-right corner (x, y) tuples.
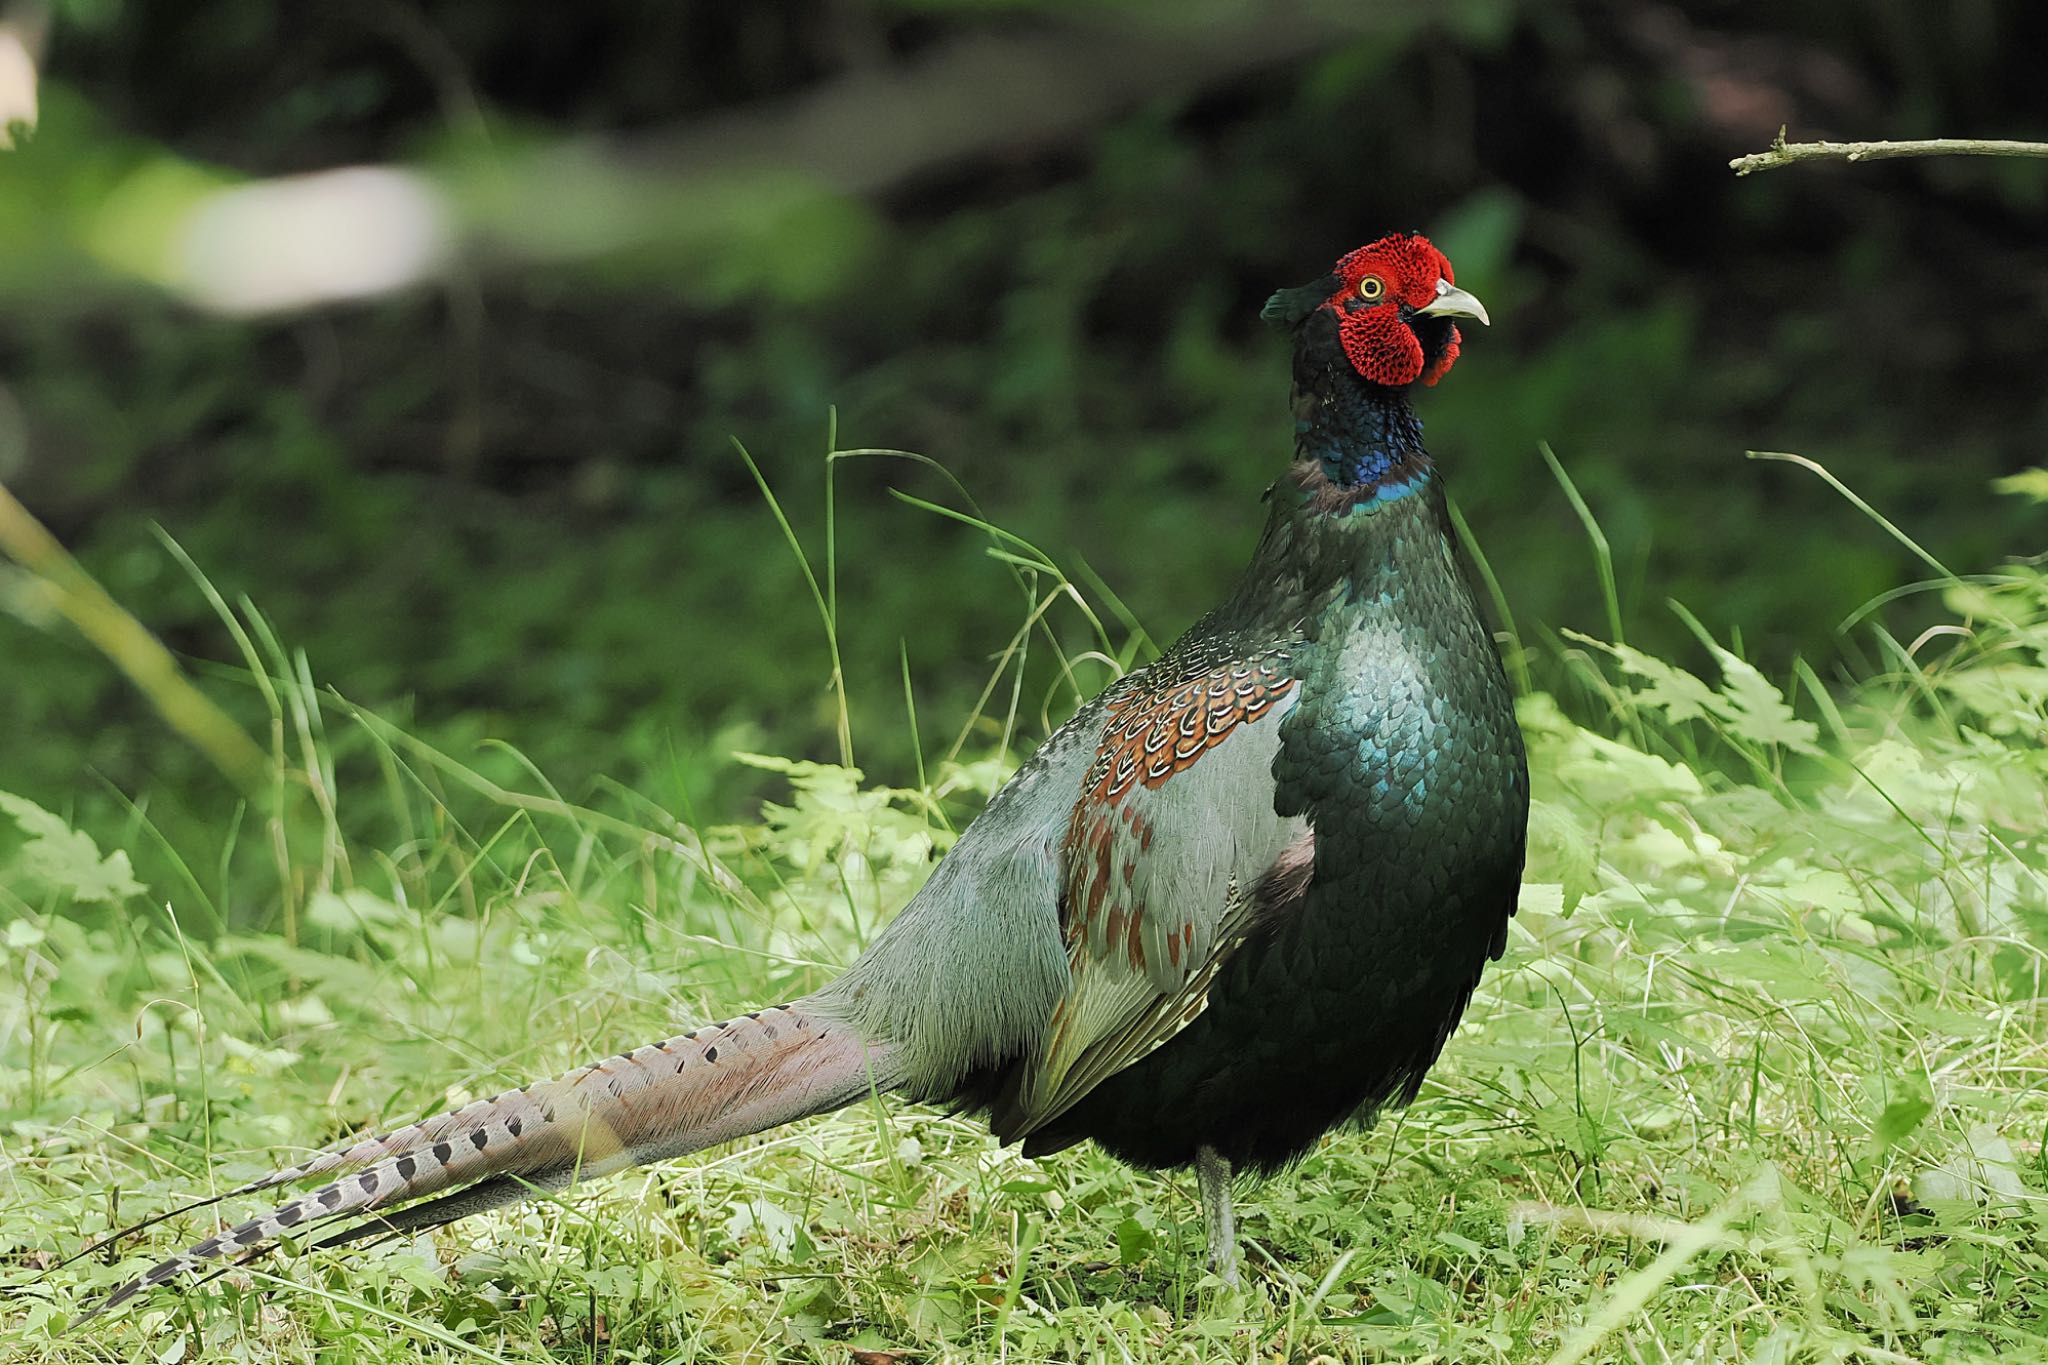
(0, 480), (269, 793)
(1732, 128), (2048, 176)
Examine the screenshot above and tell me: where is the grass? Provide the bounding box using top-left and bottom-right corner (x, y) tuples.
(3, 457), (2048, 1364)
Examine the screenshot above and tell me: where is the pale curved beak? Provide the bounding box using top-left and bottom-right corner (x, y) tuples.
(1416, 283), (1490, 327)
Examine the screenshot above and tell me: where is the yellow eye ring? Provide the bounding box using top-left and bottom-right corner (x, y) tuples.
(1357, 276), (1386, 301)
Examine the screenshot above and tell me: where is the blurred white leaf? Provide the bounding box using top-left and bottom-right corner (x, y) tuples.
(0, 19), (36, 149)
(174, 167), (453, 315)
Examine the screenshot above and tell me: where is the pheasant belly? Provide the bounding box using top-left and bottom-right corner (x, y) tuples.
(1029, 863), (1521, 1175)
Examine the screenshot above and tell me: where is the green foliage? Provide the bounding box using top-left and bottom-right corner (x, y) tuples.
(5, 0), (2045, 851)
(0, 792), (145, 905)
(1993, 468), (2048, 503)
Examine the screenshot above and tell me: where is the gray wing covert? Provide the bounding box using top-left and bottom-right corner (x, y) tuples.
(997, 649), (1309, 1137)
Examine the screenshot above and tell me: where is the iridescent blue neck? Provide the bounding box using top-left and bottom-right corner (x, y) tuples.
(1293, 379), (1431, 503)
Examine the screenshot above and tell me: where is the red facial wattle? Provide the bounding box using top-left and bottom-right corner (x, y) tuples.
(1419, 325), (1461, 387)
(1339, 303), (1427, 387)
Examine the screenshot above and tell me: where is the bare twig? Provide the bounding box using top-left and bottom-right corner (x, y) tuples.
(1732, 127), (2048, 176)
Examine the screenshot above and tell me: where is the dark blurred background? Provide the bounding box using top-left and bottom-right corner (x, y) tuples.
(1, 0), (2044, 843)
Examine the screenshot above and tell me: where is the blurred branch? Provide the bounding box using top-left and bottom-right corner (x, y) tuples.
(0, 480), (269, 794)
(621, 11), (1369, 196)
(1731, 129), (2048, 176)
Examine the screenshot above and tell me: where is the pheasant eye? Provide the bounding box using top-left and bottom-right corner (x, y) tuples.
(1356, 276), (1385, 301)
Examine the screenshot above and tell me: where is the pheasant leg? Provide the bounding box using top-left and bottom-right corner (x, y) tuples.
(1196, 1144), (1240, 1286)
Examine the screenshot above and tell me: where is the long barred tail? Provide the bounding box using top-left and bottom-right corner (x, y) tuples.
(79, 1003), (897, 1322)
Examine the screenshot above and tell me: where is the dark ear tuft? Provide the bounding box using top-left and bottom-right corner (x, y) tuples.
(1260, 274), (1340, 331)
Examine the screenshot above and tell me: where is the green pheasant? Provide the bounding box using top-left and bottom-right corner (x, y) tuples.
(79, 232), (1526, 1314)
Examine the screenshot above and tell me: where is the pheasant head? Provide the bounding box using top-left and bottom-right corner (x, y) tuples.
(1261, 232), (1488, 389)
